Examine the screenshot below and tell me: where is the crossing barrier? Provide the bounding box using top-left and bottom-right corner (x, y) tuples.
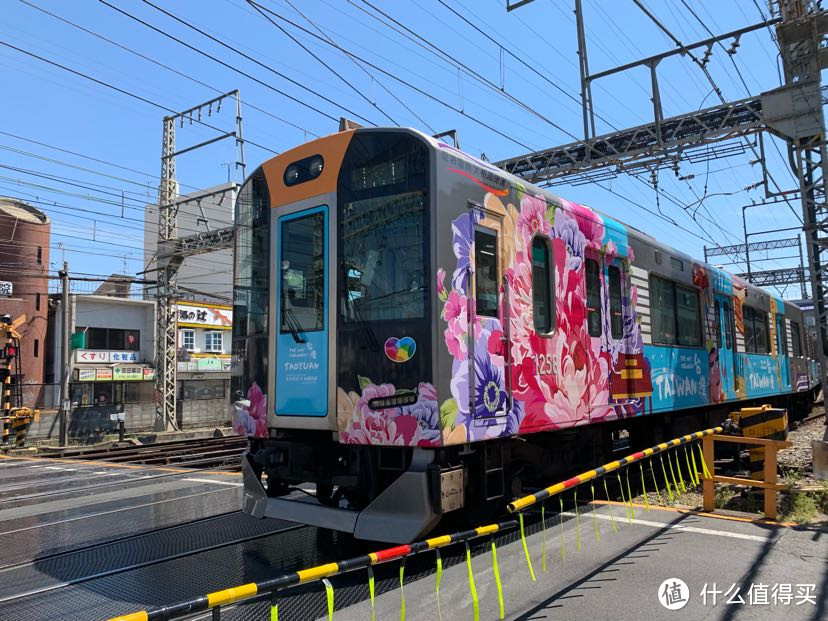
(108, 425), (727, 621)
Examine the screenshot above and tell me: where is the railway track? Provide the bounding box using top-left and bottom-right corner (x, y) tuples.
(45, 435), (247, 469)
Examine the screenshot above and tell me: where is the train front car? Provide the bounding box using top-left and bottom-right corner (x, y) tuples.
(233, 128), (455, 543)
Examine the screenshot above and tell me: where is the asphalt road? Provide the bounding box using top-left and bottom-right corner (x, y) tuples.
(333, 502), (827, 621)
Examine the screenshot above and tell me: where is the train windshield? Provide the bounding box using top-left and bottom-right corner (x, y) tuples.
(338, 133), (429, 322)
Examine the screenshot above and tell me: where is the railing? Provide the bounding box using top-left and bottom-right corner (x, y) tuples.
(701, 434), (792, 520)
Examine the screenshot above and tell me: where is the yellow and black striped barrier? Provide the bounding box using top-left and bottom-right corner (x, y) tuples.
(108, 521), (517, 621)
(508, 426), (722, 513)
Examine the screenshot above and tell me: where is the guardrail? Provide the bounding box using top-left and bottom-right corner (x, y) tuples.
(108, 425), (728, 621)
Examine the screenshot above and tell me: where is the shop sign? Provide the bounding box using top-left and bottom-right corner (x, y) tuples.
(143, 368), (156, 381)
(176, 303), (232, 330)
(77, 369), (96, 382)
(75, 350), (139, 363)
(96, 368), (113, 381)
(0, 281), (12, 296)
(113, 366), (143, 381)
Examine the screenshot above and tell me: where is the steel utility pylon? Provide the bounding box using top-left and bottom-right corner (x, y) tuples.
(154, 91), (244, 431)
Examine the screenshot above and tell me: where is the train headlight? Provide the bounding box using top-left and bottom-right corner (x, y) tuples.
(308, 155), (324, 178)
(284, 164), (300, 185)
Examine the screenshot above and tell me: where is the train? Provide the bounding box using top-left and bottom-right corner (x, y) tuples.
(230, 126), (820, 543)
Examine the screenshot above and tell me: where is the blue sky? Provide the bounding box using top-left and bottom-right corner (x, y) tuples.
(0, 0), (807, 298)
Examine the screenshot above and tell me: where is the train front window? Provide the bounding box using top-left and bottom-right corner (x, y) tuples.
(338, 133), (428, 322)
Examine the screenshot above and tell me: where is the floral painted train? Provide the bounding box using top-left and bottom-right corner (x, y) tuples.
(231, 127), (820, 543)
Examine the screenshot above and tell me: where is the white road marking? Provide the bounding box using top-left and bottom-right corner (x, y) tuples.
(43, 466), (75, 471)
(562, 511), (769, 542)
(183, 477), (243, 487)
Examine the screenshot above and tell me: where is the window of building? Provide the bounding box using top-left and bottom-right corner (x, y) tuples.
(36, 246), (42, 265)
(531, 237), (554, 333)
(76, 327), (140, 351)
(181, 329), (195, 351)
(608, 264), (623, 339)
(791, 321), (802, 357)
(650, 275), (702, 347)
(33, 339), (38, 358)
(474, 228), (499, 317)
(35, 292), (40, 312)
(585, 258), (602, 337)
(743, 306), (770, 354)
(205, 332), (224, 352)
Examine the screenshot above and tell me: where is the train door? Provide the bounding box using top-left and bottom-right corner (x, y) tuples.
(716, 294), (736, 399)
(602, 257), (642, 412)
(467, 202), (514, 429)
(274, 205), (329, 416)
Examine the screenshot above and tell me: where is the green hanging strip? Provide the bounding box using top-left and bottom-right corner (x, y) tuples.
(591, 483), (601, 541)
(399, 558), (406, 621)
(697, 443), (712, 479)
(639, 463), (650, 511)
(435, 549), (443, 621)
(659, 454), (674, 502)
(519, 512), (537, 581)
(465, 542), (480, 621)
(690, 444), (701, 485)
(270, 593), (279, 621)
(603, 479), (618, 532)
(616, 473), (632, 523)
(541, 504), (548, 572)
(624, 469), (636, 519)
(490, 537), (505, 620)
(649, 459), (663, 505)
(559, 496), (567, 559)
(322, 578), (334, 621)
(683, 445), (696, 487)
(368, 566), (376, 621)
(669, 449), (685, 493)
(574, 489), (581, 551)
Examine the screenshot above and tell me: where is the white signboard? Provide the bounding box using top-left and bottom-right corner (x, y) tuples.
(176, 303), (233, 330)
(0, 281), (12, 296)
(75, 350), (139, 363)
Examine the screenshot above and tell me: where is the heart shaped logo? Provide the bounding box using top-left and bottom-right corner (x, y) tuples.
(384, 336), (416, 363)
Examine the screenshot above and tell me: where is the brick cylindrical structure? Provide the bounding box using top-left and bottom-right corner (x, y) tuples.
(0, 197), (50, 407)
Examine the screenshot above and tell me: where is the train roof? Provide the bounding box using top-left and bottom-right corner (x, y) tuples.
(252, 126), (801, 315)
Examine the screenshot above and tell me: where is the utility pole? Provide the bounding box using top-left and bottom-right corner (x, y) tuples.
(58, 261), (69, 446)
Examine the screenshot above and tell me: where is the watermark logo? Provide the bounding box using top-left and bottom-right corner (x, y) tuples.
(659, 578), (689, 611)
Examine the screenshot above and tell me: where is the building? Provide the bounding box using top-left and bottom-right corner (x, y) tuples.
(143, 183), (235, 302)
(176, 300), (232, 427)
(0, 197), (50, 407)
(43, 294), (157, 438)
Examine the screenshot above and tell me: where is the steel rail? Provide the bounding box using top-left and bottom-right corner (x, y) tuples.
(507, 427), (722, 513)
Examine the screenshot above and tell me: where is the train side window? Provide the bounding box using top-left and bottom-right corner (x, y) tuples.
(585, 258), (602, 337)
(531, 237), (554, 333)
(791, 320), (802, 357)
(475, 228), (498, 317)
(676, 285), (702, 347)
(723, 300), (733, 350)
(650, 275), (676, 344)
(608, 264), (623, 339)
(776, 315), (787, 356)
(744, 306), (769, 354)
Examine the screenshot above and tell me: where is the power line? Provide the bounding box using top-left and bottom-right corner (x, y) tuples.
(0, 39), (279, 155)
(17, 0), (319, 139)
